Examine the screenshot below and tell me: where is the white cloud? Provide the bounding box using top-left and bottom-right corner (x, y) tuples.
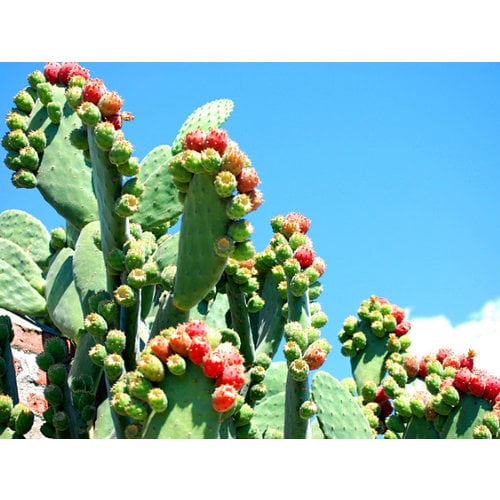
(406, 298), (500, 377)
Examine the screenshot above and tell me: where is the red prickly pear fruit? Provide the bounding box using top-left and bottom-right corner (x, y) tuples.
(281, 212), (310, 238)
(82, 78), (107, 105)
(391, 305), (405, 323)
(68, 64), (90, 83)
(453, 367), (471, 393)
(375, 385), (390, 403)
(468, 370), (487, 398)
(212, 384), (238, 413)
(44, 62), (61, 84)
(182, 128), (207, 152)
(394, 320), (411, 337)
(188, 336), (211, 365)
(484, 375), (500, 402)
(58, 62), (79, 85)
(98, 91), (124, 118)
(202, 350), (226, 378)
(403, 353), (419, 378)
(221, 143), (250, 176)
(247, 188), (264, 211)
(206, 129), (228, 155)
(185, 319), (208, 339)
(148, 320), (176, 355)
(443, 354), (461, 370)
(379, 399), (394, 419)
(216, 364), (247, 391)
(213, 342), (244, 366)
(236, 167), (260, 193)
(459, 349), (476, 370)
(168, 327), (192, 357)
(293, 245), (315, 269)
(106, 114), (122, 130)
(303, 345), (328, 370)
(436, 347), (454, 363)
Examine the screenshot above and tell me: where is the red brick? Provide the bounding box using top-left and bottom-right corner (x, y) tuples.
(11, 326), (44, 353)
(26, 392), (49, 415)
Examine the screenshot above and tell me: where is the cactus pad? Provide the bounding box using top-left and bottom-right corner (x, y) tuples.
(312, 371), (373, 438)
(171, 99), (234, 155)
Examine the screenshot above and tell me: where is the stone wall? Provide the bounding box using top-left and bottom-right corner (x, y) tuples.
(1, 308), (67, 439)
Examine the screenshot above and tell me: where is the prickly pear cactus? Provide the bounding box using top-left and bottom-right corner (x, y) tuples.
(2, 62), (499, 439)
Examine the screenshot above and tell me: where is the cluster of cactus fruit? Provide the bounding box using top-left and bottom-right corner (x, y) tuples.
(0, 62), (499, 438)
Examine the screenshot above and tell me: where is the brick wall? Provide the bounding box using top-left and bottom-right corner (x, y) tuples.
(1, 308), (65, 439)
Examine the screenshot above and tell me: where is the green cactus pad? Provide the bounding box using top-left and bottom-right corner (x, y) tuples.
(130, 145), (183, 230)
(253, 392), (285, 437)
(350, 321), (389, 393)
(45, 247), (85, 341)
(312, 371), (373, 439)
(92, 398), (116, 439)
(171, 99), (234, 155)
(254, 273), (286, 360)
(440, 393), (492, 439)
(73, 221), (107, 316)
(0, 209), (51, 271)
(0, 237), (45, 295)
(151, 232), (179, 271)
(142, 362), (220, 438)
(172, 173), (230, 311)
(404, 417), (440, 438)
(24, 85), (99, 229)
(0, 259), (46, 317)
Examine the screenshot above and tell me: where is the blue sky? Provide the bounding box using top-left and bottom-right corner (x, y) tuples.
(1, 62), (500, 382)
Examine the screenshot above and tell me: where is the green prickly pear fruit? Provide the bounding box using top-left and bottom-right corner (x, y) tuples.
(299, 400), (318, 420)
(44, 384), (64, 407)
(93, 121), (117, 151)
(43, 337), (68, 363)
(111, 391), (132, 417)
(12, 169), (37, 188)
(36, 82), (53, 105)
(233, 403), (254, 427)
(84, 312), (108, 338)
(289, 272), (310, 297)
(472, 424), (492, 439)
(88, 343), (107, 367)
(14, 89), (35, 113)
(122, 177), (145, 198)
(115, 194), (140, 218)
(482, 412), (500, 437)
(10, 403), (34, 435)
(393, 394), (412, 418)
(361, 380), (378, 403)
(385, 414), (405, 434)
(19, 145), (39, 170)
(65, 85), (83, 109)
(127, 268), (148, 289)
(137, 354), (165, 382)
(440, 384), (460, 407)
(81, 405), (96, 422)
(283, 341), (302, 363)
(0, 395), (13, 424)
(431, 393), (452, 416)
(166, 354), (187, 376)
(105, 329), (126, 354)
(425, 373), (442, 395)
(78, 101), (101, 126)
(249, 365), (267, 384)
(214, 170), (237, 198)
(50, 227), (67, 251)
(97, 299), (118, 323)
(249, 382), (267, 402)
(104, 354), (125, 382)
(47, 363), (67, 386)
(254, 352), (272, 371)
(200, 148), (222, 174)
(52, 411), (70, 432)
(118, 156), (141, 177)
(288, 359), (310, 382)
(109, 139), (134, 166)
(147, 388), (168, 413)
(226, 193), (253, 220)
(127, 371), (154, 401)
(46, 101), (62, 124)
(387, 362), (408, 387)
(7, 129), (29, 150)
(5, 110), (28, 132)
(36, 351), (55, 372)
(27, 129), (47, 153)
(409, 392), (428, 419)
(113, 284), (137, 307)
(382, 375), (403, 399)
